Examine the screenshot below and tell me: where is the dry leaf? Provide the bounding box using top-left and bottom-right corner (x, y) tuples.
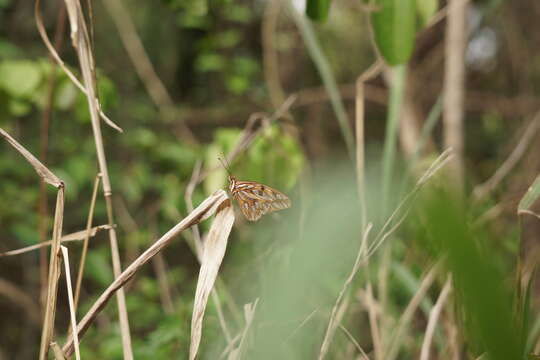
(190, 200), (235, 360)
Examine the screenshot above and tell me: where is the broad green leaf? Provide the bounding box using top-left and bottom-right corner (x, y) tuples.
(306, 0), (332, 22)
(518, 174), (540, 214)
(371, 0), (417, 65)
(416, 0), (438, 27)
(0, 60), (42, 97)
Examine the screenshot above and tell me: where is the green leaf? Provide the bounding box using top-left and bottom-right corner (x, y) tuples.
(371, 0), (417, 65)
(306, 0), (332, 22)
(416, 0), (438, 27)
(0, 60), (42, 97)
(518, 175), (540, 214)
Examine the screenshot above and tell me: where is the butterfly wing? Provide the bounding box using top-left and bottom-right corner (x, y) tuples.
(231, 181), (291, 221)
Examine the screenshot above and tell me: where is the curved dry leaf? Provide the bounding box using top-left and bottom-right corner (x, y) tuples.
(190, 201), (235, 360)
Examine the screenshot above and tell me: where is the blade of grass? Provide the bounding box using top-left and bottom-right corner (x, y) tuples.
(287, 1), (354, 157)
(227, 299), (259, 360)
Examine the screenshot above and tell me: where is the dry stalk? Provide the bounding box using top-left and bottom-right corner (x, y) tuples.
(63, 0), (134, 355)
(356, 60), (383, 230)
(0, 127), (65, 360)
(74, 173), (101, 310)
(318, 224), (373, 360)
(420, 276), (452, 360)
(39, 187), (65, 360)
(0, 225), (110, 257)
(443, 0), (469, 191)
(62, 190), (230, 356)
(60, 246), (81, 360)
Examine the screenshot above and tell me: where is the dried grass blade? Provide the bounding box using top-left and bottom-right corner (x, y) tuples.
(0, 128), (62, 188)
(39, 187), (65, 360)
(50, 342), (66, 360)
(62, 190), (229, 356)
(190, 200), (235, 360)
(60, 246), (81, 360)
(0, 225), (110, 257)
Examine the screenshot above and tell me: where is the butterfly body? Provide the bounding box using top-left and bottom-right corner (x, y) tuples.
(228, 175), (291, 221)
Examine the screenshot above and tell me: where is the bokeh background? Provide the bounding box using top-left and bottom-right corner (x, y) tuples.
(1, 0), (540, 359)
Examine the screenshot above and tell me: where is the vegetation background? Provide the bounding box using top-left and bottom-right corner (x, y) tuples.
(1, 0), (540, 359)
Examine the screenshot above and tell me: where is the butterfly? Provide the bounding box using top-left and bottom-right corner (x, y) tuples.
(219, 157), (291, 221)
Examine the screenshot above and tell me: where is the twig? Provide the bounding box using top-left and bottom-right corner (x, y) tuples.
(420, 276), (452, 360)
(318, 224), (373, 360)
(62, 190), (229, 357)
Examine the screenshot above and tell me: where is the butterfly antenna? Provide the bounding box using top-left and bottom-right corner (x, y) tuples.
(218, 156), (232, 175)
